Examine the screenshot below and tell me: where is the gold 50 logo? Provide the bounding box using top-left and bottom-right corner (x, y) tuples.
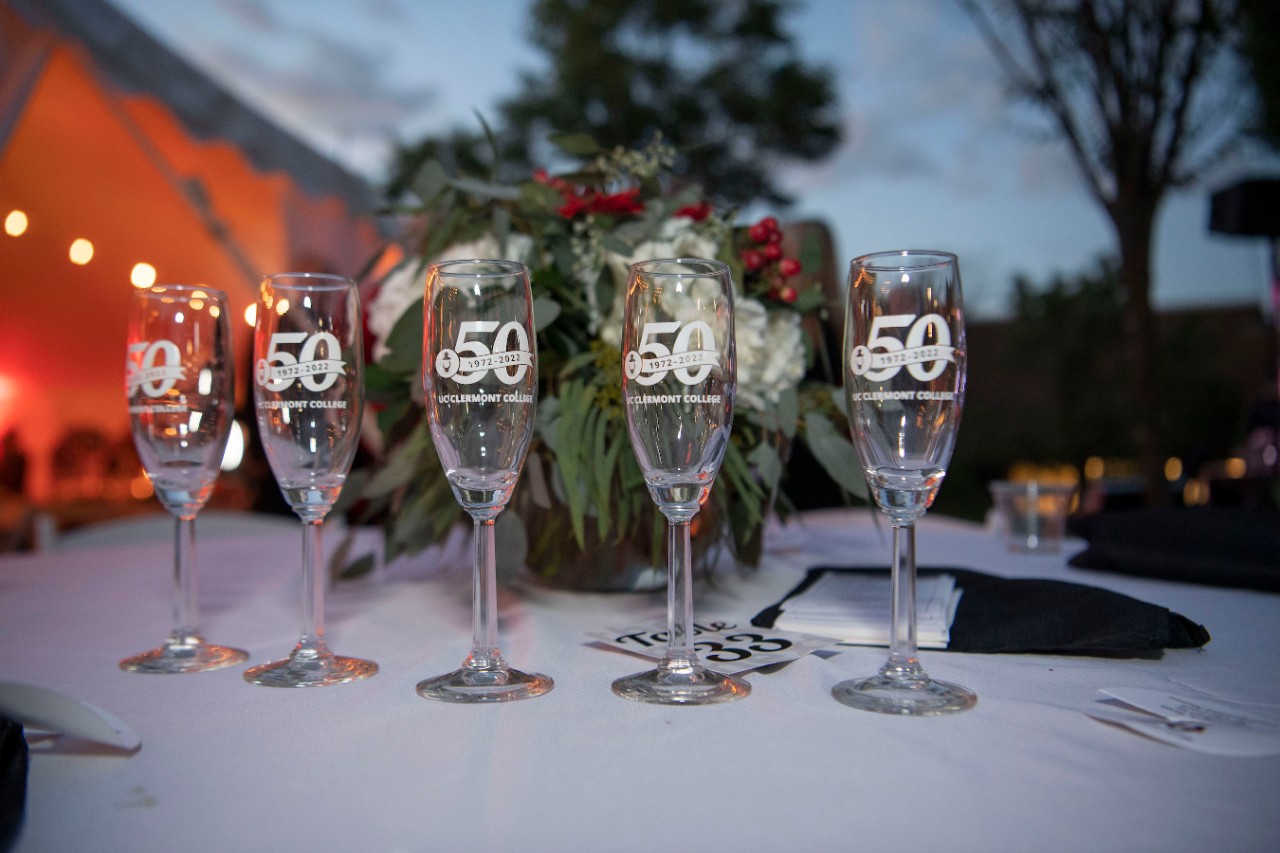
(126, 340), (186, 398)
(256, 332), (347, 392)
(624, 321), (720, 387)
(849, 313), (956, 383)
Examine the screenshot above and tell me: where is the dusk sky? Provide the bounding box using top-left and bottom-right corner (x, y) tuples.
(110, 0), (1280, 319)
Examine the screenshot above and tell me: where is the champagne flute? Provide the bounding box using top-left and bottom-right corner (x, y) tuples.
(122, 285), (248, 673)
(246, 273), (377, 687)
(416, 259), (553, 703)
(614, 258), (749, 705)
(832, 250), (976, 715)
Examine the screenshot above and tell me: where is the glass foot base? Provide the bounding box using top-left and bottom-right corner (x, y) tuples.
(832, 674), (976, 716)
(612, 664), (750, 705)
(416, 667), (554, 703)
(244, 648), (378, 687)
(119, 638), (248, 674)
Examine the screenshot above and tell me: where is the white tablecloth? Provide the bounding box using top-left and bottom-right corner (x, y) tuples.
(2, 508), (1278, 852)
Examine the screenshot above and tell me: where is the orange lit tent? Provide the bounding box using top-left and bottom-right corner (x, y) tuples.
(0, 0), (384, 501)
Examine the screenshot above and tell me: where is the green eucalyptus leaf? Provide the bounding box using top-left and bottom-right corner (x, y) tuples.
(548, 132), (602, 157)
(410, 159), (448, 205)
(536, 397), (562, 454)
(747, 440), (783, 491)
(532, 296), (561, 331)
(777, 386), (801, 439)
(520, 180), (564, 212)
(600, 234), (634, 256)
(751, 387), (800, 439)
(551, 241), (577, 278)
(803, 411), (868, 499)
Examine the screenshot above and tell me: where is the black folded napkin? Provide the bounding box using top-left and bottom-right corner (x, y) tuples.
(1, 716), (27, 852)
(1068, 507), (1280, 592)
(752, 566), (1210, 657)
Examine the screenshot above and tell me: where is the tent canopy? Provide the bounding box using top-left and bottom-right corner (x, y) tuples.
(0, 0), (386, 501)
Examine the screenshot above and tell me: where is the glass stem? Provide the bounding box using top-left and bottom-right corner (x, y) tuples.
(885, 520), (924, 681)
(663, 519), (697, 670)
(466, 516), (504, 671)
(172, 514), (199, 641)
(299, 518), (327, 654)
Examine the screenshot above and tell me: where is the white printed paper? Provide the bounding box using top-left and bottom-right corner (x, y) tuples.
(588, 619), (836, 674)
(773, 572), (961, 648)
(1087, 687), (1280, 757)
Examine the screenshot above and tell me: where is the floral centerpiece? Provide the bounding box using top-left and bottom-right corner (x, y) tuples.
(343, 133), (865, 587)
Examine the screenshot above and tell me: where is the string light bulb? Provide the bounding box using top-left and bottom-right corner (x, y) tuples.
(4, 210), (28, 236)
(130, 262), (157, 288)
(69, 238), (94, 265)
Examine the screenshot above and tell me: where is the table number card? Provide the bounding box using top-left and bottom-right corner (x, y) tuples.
(588, 620), (836, 674)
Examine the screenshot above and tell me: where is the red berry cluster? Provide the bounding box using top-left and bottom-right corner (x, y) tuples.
(534, 169), (645, 220)
(740, 216), (801, 304)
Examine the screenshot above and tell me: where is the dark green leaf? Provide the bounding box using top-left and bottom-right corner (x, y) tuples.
(802, 411), (868, 499)
(494, 509), (528, 583)
(447, 176), (522, 200)
(364, 422), (431, 498)
(379, 297), (425, 376)
(792, 289), (826, 314)
(338, 553), (377, 581)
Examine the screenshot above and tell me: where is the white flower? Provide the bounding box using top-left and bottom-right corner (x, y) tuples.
(598, 218), (720, 347)
(365, 260), (424, 362)
(735, 298), (806, 412)
(367, 234), (534, 361)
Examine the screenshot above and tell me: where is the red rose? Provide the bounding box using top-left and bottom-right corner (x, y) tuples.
(675, 202), (713, 221)
(742, 250), (765, 271)
(558, 196), (588, 218)
(590, 188), (644, 216)
(763, 243), (782, 262)
(779, 257), (802, 277)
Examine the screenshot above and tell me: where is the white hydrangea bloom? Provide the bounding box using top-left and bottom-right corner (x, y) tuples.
(735, 297), (807, 412)
(598, 218), (720, 348)
(366, 234), (534, 360)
